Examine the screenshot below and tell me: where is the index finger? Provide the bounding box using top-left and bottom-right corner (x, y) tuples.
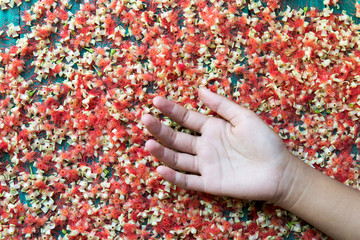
(153, 96), (210, 133)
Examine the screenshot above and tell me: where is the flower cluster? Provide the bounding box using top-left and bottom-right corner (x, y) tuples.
(0, 0), (359, 239)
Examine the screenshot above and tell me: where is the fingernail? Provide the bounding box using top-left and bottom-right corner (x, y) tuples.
(153, 96), (161, 105)
(156, 166), (166, 175)
(199, 86), (208, 93)
(141, 114), (151, 124)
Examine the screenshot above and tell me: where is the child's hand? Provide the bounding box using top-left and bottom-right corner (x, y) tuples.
(142, 87), (296, 202)
(143, 87), (360, 239)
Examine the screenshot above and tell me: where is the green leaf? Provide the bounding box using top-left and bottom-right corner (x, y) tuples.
(62, 229), (67, 234)
(111, 49), (116, 56)
(349, 103), (354, 108)
(29, 166), (33, 177)
(29, 89), (37, 97)
(94, 67), (102, 77)
(85, 48), (94, 53)
(56, 57), (64, 64)
(304, 7), (309, 13)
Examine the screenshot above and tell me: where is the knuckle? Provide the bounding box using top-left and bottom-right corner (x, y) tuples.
(183, 175), (188, 189)
(194, 156), (199, 172)
(153, 120), (162, 135)
(169, 130), (177, 146)
(169, 103), (177, 116)
(159, 145), (166, 159)
(173, 152), (179, 168)
(213, 101), (222, 112)
(189, 136), (196, 153)
(199, 118), (211, 133)
(179, 110), (190, 125)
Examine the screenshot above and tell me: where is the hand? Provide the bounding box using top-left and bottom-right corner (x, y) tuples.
(142, 87), (297, 202)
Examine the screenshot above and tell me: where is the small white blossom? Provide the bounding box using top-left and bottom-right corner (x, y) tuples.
(6, 23), (20, 38)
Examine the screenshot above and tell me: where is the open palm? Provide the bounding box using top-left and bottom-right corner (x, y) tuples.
(142, 87), (294, 201)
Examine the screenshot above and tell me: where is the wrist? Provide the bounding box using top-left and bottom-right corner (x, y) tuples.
(272, 154), (360, 240)
(273, 153), (311, 208)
